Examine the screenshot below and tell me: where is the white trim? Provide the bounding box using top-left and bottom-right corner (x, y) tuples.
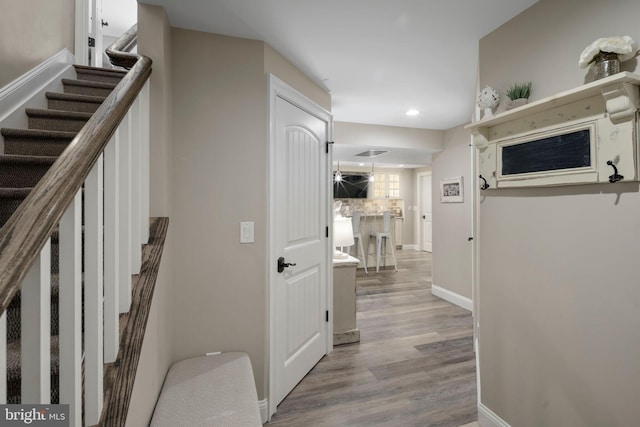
(0, 49), (75, 125)
(258, 399), (268, 424)
(402, 244), (418, 250)
(267, 74), (333, 419)
(431, 284), (472, 311)
(478, 403), (511, 427)
(415, 171), (432, 251)
(472, 65), (482, 412)
(75, 0), (89, 65)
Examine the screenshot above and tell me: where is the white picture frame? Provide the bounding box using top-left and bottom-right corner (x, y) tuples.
(440, 176), (463, 203)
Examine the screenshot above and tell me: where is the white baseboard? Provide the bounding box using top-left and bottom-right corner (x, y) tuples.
(478, 403), (511, 427)
(402, 244), (418, 250)
(431, 284), (472, 311)
(259, 399), (268, 424)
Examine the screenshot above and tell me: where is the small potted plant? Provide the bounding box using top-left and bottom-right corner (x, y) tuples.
(504, 81), (532, 110)
(579, 35), (638, 80)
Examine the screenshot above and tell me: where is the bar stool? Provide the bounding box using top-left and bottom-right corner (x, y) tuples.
(367, 211), (397, 273)
(350, 212), (367, 274)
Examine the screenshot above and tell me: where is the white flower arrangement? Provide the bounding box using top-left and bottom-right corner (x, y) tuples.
(578, 35), (638, 68)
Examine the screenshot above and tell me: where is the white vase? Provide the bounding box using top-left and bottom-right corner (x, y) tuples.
(506, 98), (528, 110)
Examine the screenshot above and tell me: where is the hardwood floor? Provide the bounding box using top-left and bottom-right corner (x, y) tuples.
(268, 250), (477, 427)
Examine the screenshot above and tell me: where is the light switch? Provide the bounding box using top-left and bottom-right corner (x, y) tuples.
(240, 221), (254, 244)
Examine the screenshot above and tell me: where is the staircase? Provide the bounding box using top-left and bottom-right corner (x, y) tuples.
(0, 24), (161, 426)
(0, 65), (127, 404)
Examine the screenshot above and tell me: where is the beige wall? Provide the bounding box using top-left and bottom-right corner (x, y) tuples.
(170, 29), (268, 398)
(478, 1), (640, 425)
(0, 0), (75, 88)
(127, 5), (175, 426)
(431, 125), (472, 299)
(169, 28), (329, 401)
(264, 44), (330, 111)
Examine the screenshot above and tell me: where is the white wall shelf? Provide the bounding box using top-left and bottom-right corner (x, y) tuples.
(466, 72), (640, 188)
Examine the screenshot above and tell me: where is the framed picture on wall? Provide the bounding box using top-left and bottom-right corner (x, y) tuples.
(440, 176), (463, 203)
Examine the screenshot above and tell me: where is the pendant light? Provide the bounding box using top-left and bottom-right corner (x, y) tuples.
(369, 163), (375, 182)
(334, 161), (343, 183)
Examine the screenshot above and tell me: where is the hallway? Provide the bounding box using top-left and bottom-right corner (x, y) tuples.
(269, 250), (477, 426)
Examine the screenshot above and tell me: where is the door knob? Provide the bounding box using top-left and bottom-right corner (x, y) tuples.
(277, 257), (296, 273)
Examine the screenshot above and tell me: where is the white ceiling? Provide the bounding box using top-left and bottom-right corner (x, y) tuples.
(136, 0), (538, 167)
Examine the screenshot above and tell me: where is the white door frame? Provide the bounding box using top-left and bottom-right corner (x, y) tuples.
(472, 68), (482, 409)
(267, 74), (333, 419)
(416, 171), (432, 252)
(75, 0), (89, 65)
(471, 136), (482, 408)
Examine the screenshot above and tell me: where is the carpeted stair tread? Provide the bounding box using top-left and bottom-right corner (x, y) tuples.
(61, 78), (117, 90)
(0, 154), (57, 188)
(0, 128), (76, 156)
(0, 187), (32, 198)
(62, 78), (116, 97)
(1, 128), (77, 139)
(25, 108), (93, 120)
(74, 64), (127, 84)
(26, 108), (92, 132)
(46, 92), (106, 114)
(0, 153), (58, 164)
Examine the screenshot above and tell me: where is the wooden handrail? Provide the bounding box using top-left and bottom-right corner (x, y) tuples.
(106, 24), (139, 69)
(0, 25), (152, 315)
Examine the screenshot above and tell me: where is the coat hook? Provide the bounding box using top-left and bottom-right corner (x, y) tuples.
(479, 175), (490, 190)
(606, 160), (624, 183)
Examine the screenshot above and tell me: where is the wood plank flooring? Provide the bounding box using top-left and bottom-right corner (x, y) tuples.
(268, 250), (477, 427)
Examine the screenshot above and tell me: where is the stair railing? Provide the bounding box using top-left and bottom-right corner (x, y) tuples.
(0, 24), (151, 426)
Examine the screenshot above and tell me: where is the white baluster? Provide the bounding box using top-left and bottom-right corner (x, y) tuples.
(140, 81), (150, 243)
(59, 191), (82, 427)
(118, 112), (132, 313)
(104, 135), (120, 363)
(21, 241), (51, 403)
(0, 312), (6, 403)
(130, 95), (142, 273)
(84, 155), (104, 425)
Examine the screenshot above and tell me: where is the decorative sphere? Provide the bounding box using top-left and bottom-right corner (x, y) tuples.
(477, 86), (500, 109)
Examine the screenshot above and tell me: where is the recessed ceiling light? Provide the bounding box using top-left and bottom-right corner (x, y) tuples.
(399, 164), (405, 167)
(406, 109), (420, 116)
(359, 163), (365, 166)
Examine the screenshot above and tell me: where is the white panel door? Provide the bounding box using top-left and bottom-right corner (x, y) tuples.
(273, 94), (329, 407)
(421, 174), (432, 252)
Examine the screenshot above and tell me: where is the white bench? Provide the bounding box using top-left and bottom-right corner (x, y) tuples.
(150, 352), (262, 426)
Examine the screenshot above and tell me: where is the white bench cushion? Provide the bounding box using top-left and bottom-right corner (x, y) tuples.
(150, 352), (262, 427)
